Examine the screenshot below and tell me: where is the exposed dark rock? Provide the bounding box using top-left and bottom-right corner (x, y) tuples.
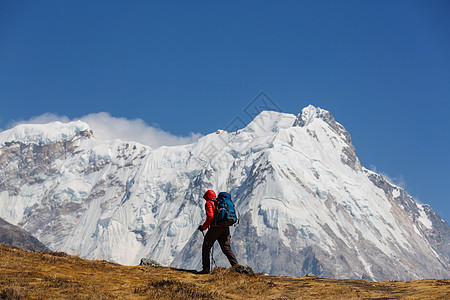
(0, 217), (49, 252)
(140, 258), (162, 266)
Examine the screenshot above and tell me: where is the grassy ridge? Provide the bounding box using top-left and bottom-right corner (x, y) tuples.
(0, 244), (448, 299)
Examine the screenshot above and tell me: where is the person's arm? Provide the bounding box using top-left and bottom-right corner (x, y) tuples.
(201, 200), (215, 230)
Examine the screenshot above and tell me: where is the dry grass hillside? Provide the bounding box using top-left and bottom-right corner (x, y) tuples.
(0, 244), (448, 299)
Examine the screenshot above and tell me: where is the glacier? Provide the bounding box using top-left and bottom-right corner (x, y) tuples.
(0, 105), (448, 280)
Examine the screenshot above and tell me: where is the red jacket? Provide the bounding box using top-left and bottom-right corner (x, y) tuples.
(201, 190), (224, 230)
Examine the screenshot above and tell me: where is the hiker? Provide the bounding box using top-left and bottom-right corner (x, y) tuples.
(197, 190), (238, 274)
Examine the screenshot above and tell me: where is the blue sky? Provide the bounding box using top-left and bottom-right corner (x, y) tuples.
(1, 1), (449, 222)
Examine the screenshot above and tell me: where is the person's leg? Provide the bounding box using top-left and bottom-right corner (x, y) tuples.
(217, 227), (239, 267)
(201, 227), (220, 272)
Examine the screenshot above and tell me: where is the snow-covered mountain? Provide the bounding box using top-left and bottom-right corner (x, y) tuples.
(0, 106), (448, 280)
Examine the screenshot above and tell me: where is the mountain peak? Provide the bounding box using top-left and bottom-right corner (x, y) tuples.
(240, 111), (296, 134)
(293, 105), (333, 127)
(294, 105), (353, 146)
(0, 121), (92, 146)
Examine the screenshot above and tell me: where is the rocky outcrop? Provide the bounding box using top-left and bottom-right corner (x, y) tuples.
(0, 217), (48, 251)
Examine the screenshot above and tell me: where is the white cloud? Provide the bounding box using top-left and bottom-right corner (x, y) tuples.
(7, 112), (202, 148)
(11, 112), (71, 125)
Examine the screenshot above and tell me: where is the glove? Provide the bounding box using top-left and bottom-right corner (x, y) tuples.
(198, 225), (204, 232)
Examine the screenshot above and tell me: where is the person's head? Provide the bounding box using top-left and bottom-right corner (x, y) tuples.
(203, 190), (216, 201)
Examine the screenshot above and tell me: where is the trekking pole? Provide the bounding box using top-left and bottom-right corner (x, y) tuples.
(211, 243), (217, 270)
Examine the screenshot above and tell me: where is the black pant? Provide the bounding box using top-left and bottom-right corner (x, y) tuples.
(202, 226), (238, 272)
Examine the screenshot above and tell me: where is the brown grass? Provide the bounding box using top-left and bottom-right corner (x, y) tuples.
(0, 244), (449, 299)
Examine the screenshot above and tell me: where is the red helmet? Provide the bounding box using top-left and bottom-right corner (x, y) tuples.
(203, 190), (216, 200)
